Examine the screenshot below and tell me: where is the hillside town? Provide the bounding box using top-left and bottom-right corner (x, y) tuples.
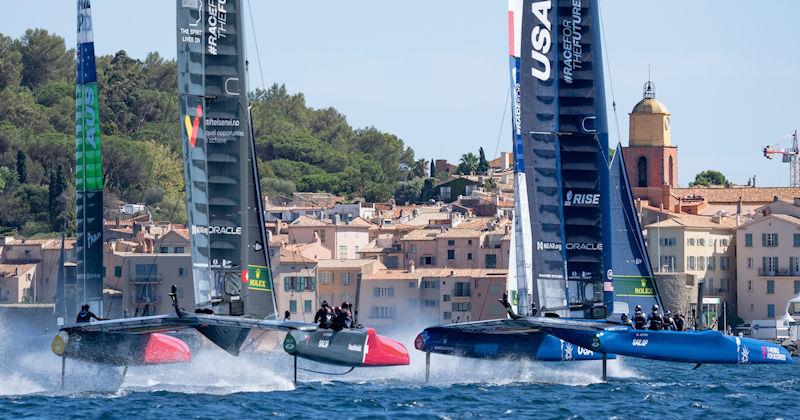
(2, 84), (800, 338)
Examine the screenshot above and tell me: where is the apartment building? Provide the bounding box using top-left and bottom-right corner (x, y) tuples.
(0, 263), (37, 303)
(272, 243), (321, 323)
(644, 212), (737, 319)
(288, 215), (371, 260)
(360, 267), (508, 332)
(400, 220), (510, 271)
(0, 237), (76, 303)
(316, 259), (384, 311)
(103, 240), (193, 317)
(736, 214), (800, 322)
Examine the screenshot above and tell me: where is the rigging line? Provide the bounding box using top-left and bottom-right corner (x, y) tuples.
(598, 4), (622, 146)
(492, 83), (513, 161)
(108, 148), (159, 314)
(108, 190), (185, 313)
(246, 0), (267, 92)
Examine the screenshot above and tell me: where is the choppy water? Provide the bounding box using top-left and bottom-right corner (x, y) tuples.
(1, 333), (798, 419)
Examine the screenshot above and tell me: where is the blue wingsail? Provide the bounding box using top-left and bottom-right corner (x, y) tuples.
(608, 147), (662, 313)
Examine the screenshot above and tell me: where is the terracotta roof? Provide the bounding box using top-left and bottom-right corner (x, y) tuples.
(290, 215), (331, 227)
(0, 263), (37, 277)
(317, 259), (381, 269)
(347, 217), (374, 228)
(736, 213), (800, 230)
(400, 229), (440, 241)
(279, 246), (318, 264)
(437, 229), (483, 239)
(672, 187), (800, 204)
(364, 268), (507, 281)
(644, 212), (738, 229)
(173, 228), (189, 240)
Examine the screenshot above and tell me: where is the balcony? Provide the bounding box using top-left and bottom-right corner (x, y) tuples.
(757, 268), (800, 277)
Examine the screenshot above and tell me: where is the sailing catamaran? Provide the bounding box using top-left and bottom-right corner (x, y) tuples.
(51, 0), (408, 380)
(414, 0), (791, 378)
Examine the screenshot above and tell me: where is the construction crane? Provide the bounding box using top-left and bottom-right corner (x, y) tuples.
(763, 130), (800, 187)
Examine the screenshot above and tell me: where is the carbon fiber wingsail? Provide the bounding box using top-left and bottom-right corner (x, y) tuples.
(176, 0), (276, 317)
(74, 0), (104, 318)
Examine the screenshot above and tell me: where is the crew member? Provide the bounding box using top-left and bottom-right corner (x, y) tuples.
(620, 313), (633, 328)
(76, 304), (104, 323)
(674, 312), (686, 331)
(633, 305), (647, 330)
(332, 302), (352, 331)
(314, 300), (334, 329)
(662, 310), (677, 331)
(647, 304), (663, 331)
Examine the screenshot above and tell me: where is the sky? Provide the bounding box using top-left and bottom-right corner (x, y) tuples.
(5, 1), (800, 187)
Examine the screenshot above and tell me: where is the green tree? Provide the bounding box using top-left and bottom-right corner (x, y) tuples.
(0, 166), (14, 192)
(420, 178), (436, 202)
(394, 179), (423, 204)
(690, 170), (729, 187)
(0, 34), (23, 90)
(477, 147), (489, 174)
(16, 150), (27, 184)
(412, 158), (428, 179)
(18, 29), (72, 89)
(430, 159), (436, 178)
(458, 153), (479, 175)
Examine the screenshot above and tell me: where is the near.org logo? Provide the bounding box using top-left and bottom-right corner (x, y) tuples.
(564, 190), (600, 206)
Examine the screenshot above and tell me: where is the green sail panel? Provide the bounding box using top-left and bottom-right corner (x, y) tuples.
(74, 0), (104, 317)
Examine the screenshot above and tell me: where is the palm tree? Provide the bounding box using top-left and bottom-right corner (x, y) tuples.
(458, 153), (479, 175)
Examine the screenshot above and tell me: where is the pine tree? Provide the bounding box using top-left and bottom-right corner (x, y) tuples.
(430, 159), (436, 178)
(16, 149), (26, 184)
(477, 147), (489, 174)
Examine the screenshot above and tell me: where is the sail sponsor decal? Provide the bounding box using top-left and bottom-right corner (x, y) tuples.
(191, 225), (243, 235)
(565, 242), (602, 251)
(762, 345), (786, 362)
(613, 276), (656, 297)
(206, 118), (244, 144)
(247, 265), (272, 291)
(564, 190), (600, 207)
(528, 0), (553, 81)
(206, 0), (229, 55)
(183, 105), (203, 147)
(537, 241), (562, 251)
(560, 0), (584, 83)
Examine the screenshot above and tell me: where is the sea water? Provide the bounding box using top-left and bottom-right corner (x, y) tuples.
(1, 338), (799, 419)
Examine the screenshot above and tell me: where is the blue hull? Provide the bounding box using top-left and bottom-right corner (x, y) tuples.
(546, 326), (792, 364)
(415, 327), (608, 361)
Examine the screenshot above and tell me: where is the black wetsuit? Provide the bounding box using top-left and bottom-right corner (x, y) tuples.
(662, 315), (676, 331)
(633, 311), (647, 330)
(647, 312), (663, 331)
(76, 310), (99, 323)
(332, 308), (352, 331)
(675, 316), (686, 331)
(314, 307), (333, 328)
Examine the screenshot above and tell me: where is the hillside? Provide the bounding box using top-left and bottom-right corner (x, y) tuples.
(0, 29), (425, 236)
